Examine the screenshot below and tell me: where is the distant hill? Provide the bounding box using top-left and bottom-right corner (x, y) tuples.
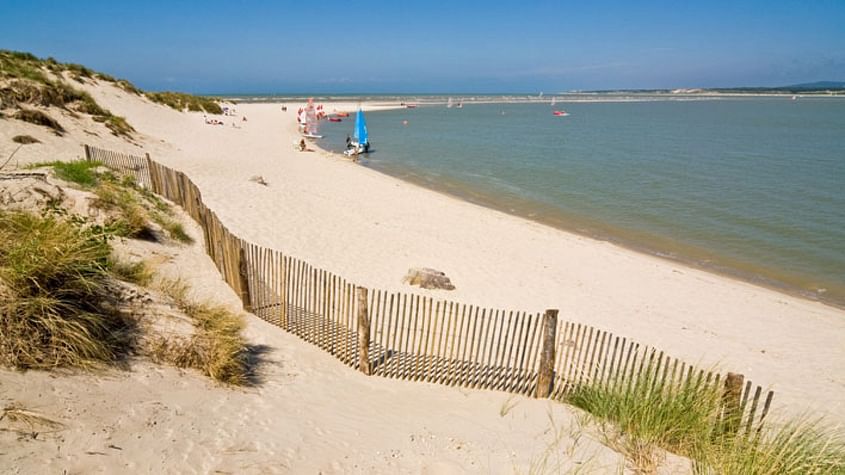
(784, 81), (845, 90)
(583, 81), (845, 95)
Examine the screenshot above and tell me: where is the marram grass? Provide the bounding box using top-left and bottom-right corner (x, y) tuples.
(566, 361), (722, 470)
(0, 211), (134, 369)
(152, 278), (249, 385)
(566, 359), (845, 473)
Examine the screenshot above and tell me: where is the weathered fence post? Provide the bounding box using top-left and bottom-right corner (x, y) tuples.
(535, 309), (559, 398)
(145, 153), (157, 194)
(237, 246), (252, 312)
(84, 144), (91, 161)
(721, 372), (744, 435)
(357, 287), (371, 375)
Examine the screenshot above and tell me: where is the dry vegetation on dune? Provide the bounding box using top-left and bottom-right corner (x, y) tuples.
(151, 278), (250, 385)
(31, 160), (193, 243)
(0, 50), (135, 138)
(0, 210), (136, 369)
(0, 164), (249, 385)
(146, 91), (223, 114)
(1, 49), (224, 140)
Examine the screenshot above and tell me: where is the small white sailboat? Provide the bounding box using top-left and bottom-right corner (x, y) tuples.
(447, 97), (454, 108)
(551, 97), (556, 106)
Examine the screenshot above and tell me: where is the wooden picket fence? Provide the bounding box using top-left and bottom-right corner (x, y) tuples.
(84, 145), (153, 189)
(84, 144), (775, 438)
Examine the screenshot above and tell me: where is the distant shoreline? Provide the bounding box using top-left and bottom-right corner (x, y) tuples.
(216, 92), (845, 105)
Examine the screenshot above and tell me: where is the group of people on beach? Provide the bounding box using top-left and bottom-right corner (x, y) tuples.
(204, 114), (247, 127)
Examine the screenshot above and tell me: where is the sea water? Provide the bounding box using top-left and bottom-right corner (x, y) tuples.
(318, 98), (845, 306)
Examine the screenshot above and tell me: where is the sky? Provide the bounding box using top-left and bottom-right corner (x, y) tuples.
(1, 0), (844, 94)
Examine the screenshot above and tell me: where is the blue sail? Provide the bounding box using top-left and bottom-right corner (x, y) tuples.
(354, 109), (368, 145)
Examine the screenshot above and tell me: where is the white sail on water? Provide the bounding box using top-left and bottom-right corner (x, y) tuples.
(304, 99), (319, 136)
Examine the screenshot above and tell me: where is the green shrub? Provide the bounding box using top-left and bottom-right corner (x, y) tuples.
(33, 160), (101, 187)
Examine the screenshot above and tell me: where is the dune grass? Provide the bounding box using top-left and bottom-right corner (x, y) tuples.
(3, 50), (215, 129)
(146, 91), (223, 114)
(31, 159), (101, 187)
(12, 135), (40, 144)
(566, 360), (845, 473)
(27, 161), (193, 244)
(93, 175), (193, 244)
(1, 50), (134, 138)
(698, 418), (845, 475)
(110, 258), (153, 287)
(12, 109), (65, 135)
(0, 211), (135, 369)
(152, 278), (249, 385)
(567, 363), (722, 471)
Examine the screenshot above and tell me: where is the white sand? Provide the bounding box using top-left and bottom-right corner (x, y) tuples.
(12, 79), (845, 420)
(0, 207), (630, 473)
(2, 78), (844, 471)
(74, 83), (844, 422)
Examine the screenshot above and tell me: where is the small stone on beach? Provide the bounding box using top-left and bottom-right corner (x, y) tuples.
(403, 268), (455, 290)
(249, 175), (268, 186)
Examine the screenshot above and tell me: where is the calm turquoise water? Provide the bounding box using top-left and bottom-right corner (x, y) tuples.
(318, 99), (845, 306)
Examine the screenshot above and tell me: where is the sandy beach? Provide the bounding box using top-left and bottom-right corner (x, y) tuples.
(7, 80), (845, 422)
(3, 77), (845, 472)
(56, 81), (845, 419)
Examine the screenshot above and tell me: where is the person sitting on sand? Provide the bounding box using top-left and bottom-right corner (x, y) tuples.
(298, 139), (306, 152)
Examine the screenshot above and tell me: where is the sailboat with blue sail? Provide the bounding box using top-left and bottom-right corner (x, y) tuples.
(344, 108), (370, 157)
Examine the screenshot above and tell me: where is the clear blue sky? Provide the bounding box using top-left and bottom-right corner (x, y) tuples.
(2, 0), (844, 93)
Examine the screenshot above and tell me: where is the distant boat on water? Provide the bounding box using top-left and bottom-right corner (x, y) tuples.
(553, 110), (569, 117)
(447, 97), (454, 108)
